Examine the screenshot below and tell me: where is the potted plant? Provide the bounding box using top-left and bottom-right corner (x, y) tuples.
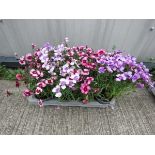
(16, 38), (152, 108)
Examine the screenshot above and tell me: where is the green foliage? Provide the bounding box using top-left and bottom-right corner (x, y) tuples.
(0, 65), (24, 80)
(93, 72), (135, 100)
(35, 85), (55, 100)
(0, 64), (137, 101)
(59, 88), (76, 101)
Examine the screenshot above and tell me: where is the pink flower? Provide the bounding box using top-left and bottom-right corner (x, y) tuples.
(81, 57), (88, 66)
(81, 69), (89, 75)
(67, 51), (74, 57)
(34, 50), (41, 57)
(85, 77), (94, 85)
(86, 48), (93, 54)
(25, 53), (32, 62)
(45, 79), (53, 85)
(86, 62), (96, 70)
(38, 99), (44, 107)
(97, 49), (106, 56)
(79, 46), (85, 50)
(19, 56), (26, 65)
(30, 69), (43, 79)
(23, 89), (32, 97)
(80, 83), (91, 94)
(78, 51), (85, 57)
(37, 81), (46, 88)
(16, 73), (22, 80)
(89, 54), (96, 59)
(30, 69), (38, 78)
(35, 87), (43, 95)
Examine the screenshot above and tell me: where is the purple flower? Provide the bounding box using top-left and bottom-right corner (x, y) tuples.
(43, 42), (53, 51)
(124, 71), (132, 79)
(132, 74), (140, 82)
(52, 85), (62, 98)
(59, 78), (67, 89)
(52, 85), (61, 93)
(98, 67), (106, 73)
(136, 83), (144, 88)
(116, 73), (128, 81)
(106, 66), (113, 73)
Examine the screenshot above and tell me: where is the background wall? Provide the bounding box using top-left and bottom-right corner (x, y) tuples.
(0, 19), (155, 61)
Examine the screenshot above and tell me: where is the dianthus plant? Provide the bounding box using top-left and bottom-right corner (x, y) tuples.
(16, 38), (152, 104)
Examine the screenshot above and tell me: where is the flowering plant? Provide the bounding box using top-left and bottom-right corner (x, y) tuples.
(16, 38), (152, 105)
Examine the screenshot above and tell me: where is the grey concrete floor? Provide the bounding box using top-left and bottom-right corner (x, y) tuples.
(0, 80), (155, 135)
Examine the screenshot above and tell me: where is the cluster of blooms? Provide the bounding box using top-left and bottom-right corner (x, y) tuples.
(16, 38), (152, 106)
(96, 50), (151, 88)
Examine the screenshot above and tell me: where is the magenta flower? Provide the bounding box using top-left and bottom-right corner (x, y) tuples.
(80, 83), (91, 94)
(85, 77), (94, 85)
(96, 49), (106, 56)
(23, 89), (32, 97)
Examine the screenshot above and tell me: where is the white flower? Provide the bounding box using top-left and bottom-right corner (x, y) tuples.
(61, 85), (66, 89)
(55, 92), (62, 98)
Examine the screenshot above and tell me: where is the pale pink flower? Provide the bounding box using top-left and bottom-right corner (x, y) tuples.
(25, 53), (32, 62)
(30, 69), (43, 79)
(35, 87), (43, 95)
(19, 56), (26, 65)
(16, 73), (22, 80)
